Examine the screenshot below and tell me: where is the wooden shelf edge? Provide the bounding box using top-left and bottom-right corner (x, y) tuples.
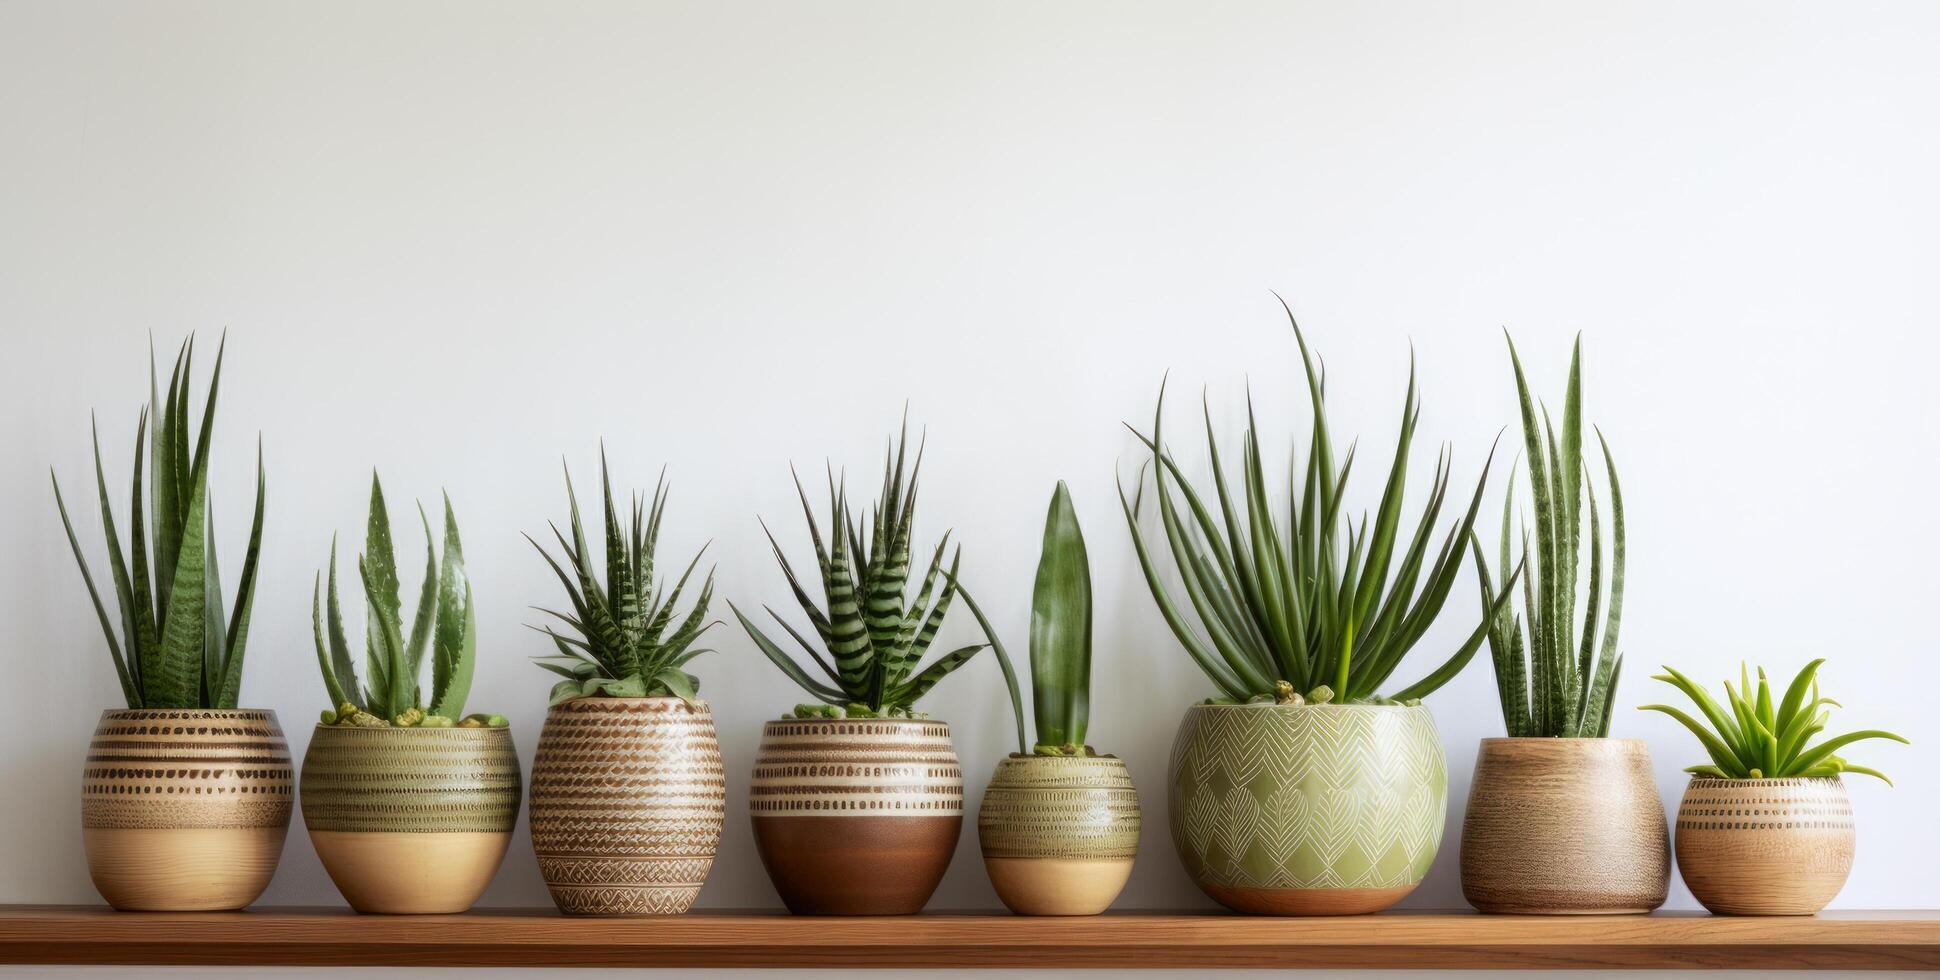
(1, 907), (1936, 970)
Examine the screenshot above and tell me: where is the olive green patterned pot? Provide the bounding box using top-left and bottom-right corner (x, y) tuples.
(978, 754), (1141, 915)
(300, 724), (522, 914)
(1169, 702), (1446, 915)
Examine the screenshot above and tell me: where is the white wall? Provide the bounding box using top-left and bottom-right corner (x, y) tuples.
(3, 0), (1936, 947)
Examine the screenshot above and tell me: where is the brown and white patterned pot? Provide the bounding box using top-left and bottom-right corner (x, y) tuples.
(977, 754), (1140, 915)
(82, 708), (294, 911)
(1675, 775), (1855, 915)
(749, 717), (962, 915)
(529, 697), (727, 915)
(300, 724), (522, 914)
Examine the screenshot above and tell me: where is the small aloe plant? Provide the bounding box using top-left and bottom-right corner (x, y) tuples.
(1641, 659), (1908, 784)
(53, 335), (265, 709)
(313, 473), (499, 728)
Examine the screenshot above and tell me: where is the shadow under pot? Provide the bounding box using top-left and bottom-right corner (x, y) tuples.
(749, 717), (962, 915)
(1460, 737), (1670, 914)
(1675, 775), (1854, 915)
(82, 708), (294, 911)
(300, 724), (522, 914)
(978, 754), (1140, 915)
(1169, 702), (1446, 915)
(529, 697), (727, 915)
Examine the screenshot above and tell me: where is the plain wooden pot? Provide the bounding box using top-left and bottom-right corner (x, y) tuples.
(977, 754), (1141, 916)
(748, 717), (962, 915)
(300, 724), (522, 914)
(82, 708), (294, 911)
(1675, 776), (1855, 915)
(1460, 738), (1670, 914)
(530, 697), (727, 915)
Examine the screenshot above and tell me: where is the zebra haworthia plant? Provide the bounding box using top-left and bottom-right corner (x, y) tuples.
(1120, 302), (1517, 706)
(527, 451), (718, 706)
(1641, 659), (1909, 784)
(313, 473), (499, 728)
(53, 334), (266, 709)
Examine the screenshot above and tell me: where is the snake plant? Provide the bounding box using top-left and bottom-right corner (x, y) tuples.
(959, 481), (1096, 757)
(733, 418), (1023, 729)
(1470, 335), (1623, 737)
(1641, 659), (1908, 783)
(1120, 300), (1516, 706)
(313, 473), (499, 728)
(528, 452), (718, 705)
(53, 335), (265, 710)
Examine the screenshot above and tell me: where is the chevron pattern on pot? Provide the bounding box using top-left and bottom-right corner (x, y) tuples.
(1168, 703), (1445, 890)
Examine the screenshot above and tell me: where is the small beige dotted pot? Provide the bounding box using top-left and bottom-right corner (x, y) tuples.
(1675, 775), (1855, 915)
(977, 754), (1140, 915)
(81, 708), (294, 911)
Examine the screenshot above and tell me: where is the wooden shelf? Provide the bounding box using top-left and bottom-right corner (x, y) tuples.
(1, 906), (1936, 970)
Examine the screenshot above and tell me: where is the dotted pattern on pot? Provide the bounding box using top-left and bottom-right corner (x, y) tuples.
(749, 719), (962, 816)
(1677, 776), (1855, 831)
(82, 708), (294, 830)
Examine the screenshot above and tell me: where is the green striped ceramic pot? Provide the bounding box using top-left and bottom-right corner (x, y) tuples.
(978, 754), (1140, 915)
(300, 724), (522, 914)
(1169, 702), (1445, 915)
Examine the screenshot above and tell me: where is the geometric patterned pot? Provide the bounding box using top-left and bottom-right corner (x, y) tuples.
(1169, 703), (1446, 915)
(749, 717), (962, 915)
(978, 754), (1140, 915)
(300, 724), (522, 914)
(530, 697), (727, 915)
(1675, 775), (1854, 915)
(82, 708), (294, 911)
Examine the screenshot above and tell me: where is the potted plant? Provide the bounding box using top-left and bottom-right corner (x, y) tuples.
(525, 453), (726, 915)
(1122, 303), (1514, 915)
(960, 481), (1141, 916)
(1458, 335), (1670, 914)
(55, 336), (288, 912)
(1642, 659), (1907, 915)
(303, 475), (519, 914)
(731, 419), (1022, 915)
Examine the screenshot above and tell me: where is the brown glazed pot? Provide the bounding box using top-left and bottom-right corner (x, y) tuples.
(82, 708), (294, 911)
(1461, 738), (1670, 914)
(1675, 775), (1855, 915)
(530, 697), (727, 915)
(748, 717), (962, 915)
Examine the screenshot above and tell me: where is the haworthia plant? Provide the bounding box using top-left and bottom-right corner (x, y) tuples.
(1120, 300), (1518, 706)
(53, 334), (266, 710)
(1472, 334), (1623, 737)
(312, 473), (491, 727)
(528, 450), (719, 705)
(1641, 659), (1908, 783)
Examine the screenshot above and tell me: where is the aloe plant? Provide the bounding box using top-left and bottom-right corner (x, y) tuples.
(528, 452), (718, 705)
(958, 481), (1096, 756)
(53, 335), (265, 710)
(1120, 302), (1516, 706)
(1470, 335), (1623, 737)
(1641, 659), (1908, 783)
(313, 473), (498, 727)
(732, 418), (1023, 731)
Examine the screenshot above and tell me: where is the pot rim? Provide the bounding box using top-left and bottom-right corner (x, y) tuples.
(996, 751), (1127, 763)
(761, 715), (949, 730)
(1684, 773), (1845, 785)
(1477, 736), (1650, 747)
(549, 695), (710, 709)
(1182, 700), (1432, 714)
(98, 706), (281, 716)
(310, 722), (514, 737)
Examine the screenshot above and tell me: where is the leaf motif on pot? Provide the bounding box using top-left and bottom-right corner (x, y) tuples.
(1215, 784), (1263, 874)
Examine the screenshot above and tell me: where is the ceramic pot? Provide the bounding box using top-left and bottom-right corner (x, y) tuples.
(529, 697), (727, 915)
(977, 754), (1140, 915)
(300, 724), (522, 914)
(748, 717), (962, 914)
(1168, 702), (1445, 915)
(82, 708), (293, 911)
(1460, 737), (1670, 914)
(1674, 775), (1854, 915)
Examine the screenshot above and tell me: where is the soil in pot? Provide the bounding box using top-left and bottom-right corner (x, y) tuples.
(1675, 775), (1854, 915)
(978, 754), (1140, 915)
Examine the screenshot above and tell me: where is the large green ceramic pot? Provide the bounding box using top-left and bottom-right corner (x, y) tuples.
(1169, 702), (1445, 915)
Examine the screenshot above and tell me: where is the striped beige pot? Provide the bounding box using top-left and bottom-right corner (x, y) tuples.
(82, 708), (293, 911)
(300, 724), (522, 914)
(978, 754), (1140, 915)
(1675, 776), (1855, 915)
(749, 717), (962, 915)
(530, 697), (727, 915)
(1461, 738), (1670, 914)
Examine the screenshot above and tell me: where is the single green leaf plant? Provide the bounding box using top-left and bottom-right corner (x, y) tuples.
(1119, 297), (1519, 707)
(53, 333), (266, 709)
(312, 472), (501, 728)
(1640, 659), (1908, 784)
(527, 450), (719, 706)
